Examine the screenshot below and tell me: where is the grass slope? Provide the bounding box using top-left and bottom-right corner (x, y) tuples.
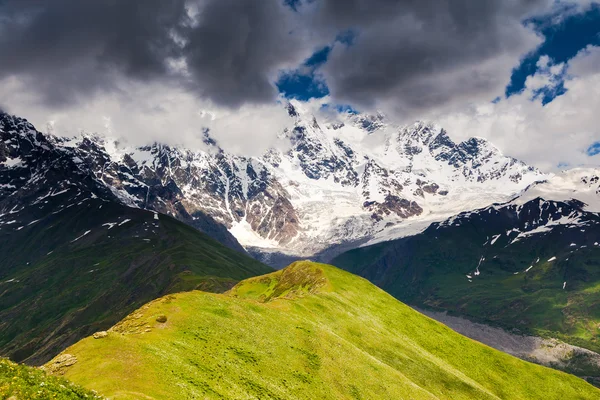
(0, 198), (272, 365)
(47, 261), (598, 400)
(331, 221), (600, 356)
(0, 357), (104, 399)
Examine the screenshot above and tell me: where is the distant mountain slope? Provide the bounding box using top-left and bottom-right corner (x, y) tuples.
(46, 262), (597, 400)
(2, 106), (544, 262)
(0, 112), (246, 253)
(0, 357), (104, 399)
(0, 111), (272, 365)
(510, 167), (600, 212)
(0, 195), (272, 365)
(332, 193), (600, 363)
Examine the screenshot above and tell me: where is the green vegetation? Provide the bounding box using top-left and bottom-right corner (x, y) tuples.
(332, 223), (600, 356)
(0, 199), (272, 365)
(47, 261), (598, 399)
(0, 357), (104, 399)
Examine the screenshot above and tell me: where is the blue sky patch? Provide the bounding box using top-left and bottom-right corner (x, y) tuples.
(276, 46), (331, 101)
(506, 4), (600, 101)
(587, 142), (600, 156)
(304, 46), (331, 67)
(276, 29), (358, 101)
(284, 0), (301, 11)
(532, 80), (567, 105)
(277, 73), (329, 101)
(320, 103), (359, 114)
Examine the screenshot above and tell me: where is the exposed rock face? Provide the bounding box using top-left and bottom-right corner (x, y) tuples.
(43, 354), (77, 375)
(581, 173), (600, 194)
(365, 195), (424, 221)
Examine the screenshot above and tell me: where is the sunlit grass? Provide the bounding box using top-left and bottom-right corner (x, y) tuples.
(47, 262), (598, 399)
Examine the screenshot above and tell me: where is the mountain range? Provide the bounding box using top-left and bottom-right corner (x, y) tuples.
(1, 103), (546, 266)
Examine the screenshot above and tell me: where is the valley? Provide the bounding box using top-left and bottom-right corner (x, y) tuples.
(416, 307), (600, 386)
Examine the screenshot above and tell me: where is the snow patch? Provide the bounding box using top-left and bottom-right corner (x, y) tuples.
(50, 189), (69, 197)
(230, 219), (280, 249)
(71, 230), (91, 242)
(490, 234), (501, 245)
(2, 156), (23, 167)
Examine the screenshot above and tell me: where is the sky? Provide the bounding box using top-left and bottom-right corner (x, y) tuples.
(0, 0), (598, 170)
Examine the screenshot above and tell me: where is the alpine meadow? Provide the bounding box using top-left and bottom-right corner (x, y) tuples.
(1, 0), (600, 399)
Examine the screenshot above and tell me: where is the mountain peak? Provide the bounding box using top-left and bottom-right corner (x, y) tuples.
(351, 112), (386, 133)
(397, 120), (442, 145)
(2, 109), (546, 261)
(0, 112), (43, 144)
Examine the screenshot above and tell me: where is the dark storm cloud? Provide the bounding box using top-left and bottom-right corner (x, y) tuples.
(0, 0), (564, 115)
(310, 0), (553, 115)
(0, 0), (304, 108)
(0, 0), (189, 105)
(183, 0), (304, 107)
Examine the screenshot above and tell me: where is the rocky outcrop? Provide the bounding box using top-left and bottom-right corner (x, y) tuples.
(43, 354), (77, 375)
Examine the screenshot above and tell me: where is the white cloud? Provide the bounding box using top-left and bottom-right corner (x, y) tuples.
(0, 77), (292, 157)
(437, 45), (600, 171)
(522, 55), (566, 93)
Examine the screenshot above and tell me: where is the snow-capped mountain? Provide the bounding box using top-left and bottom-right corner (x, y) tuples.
(333, 192), (600, 293)
(0, 113), (245, 254)
(1, 103), (550, 261)
(509, 168), (600, 212)
(439, 196), (599, 254)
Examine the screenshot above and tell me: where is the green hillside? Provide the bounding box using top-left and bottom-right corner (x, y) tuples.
(46, 261), (598, 399)
(0, 198), (272, 365)
(0, 357), (104, 399)
(331, 214), (600, 355)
